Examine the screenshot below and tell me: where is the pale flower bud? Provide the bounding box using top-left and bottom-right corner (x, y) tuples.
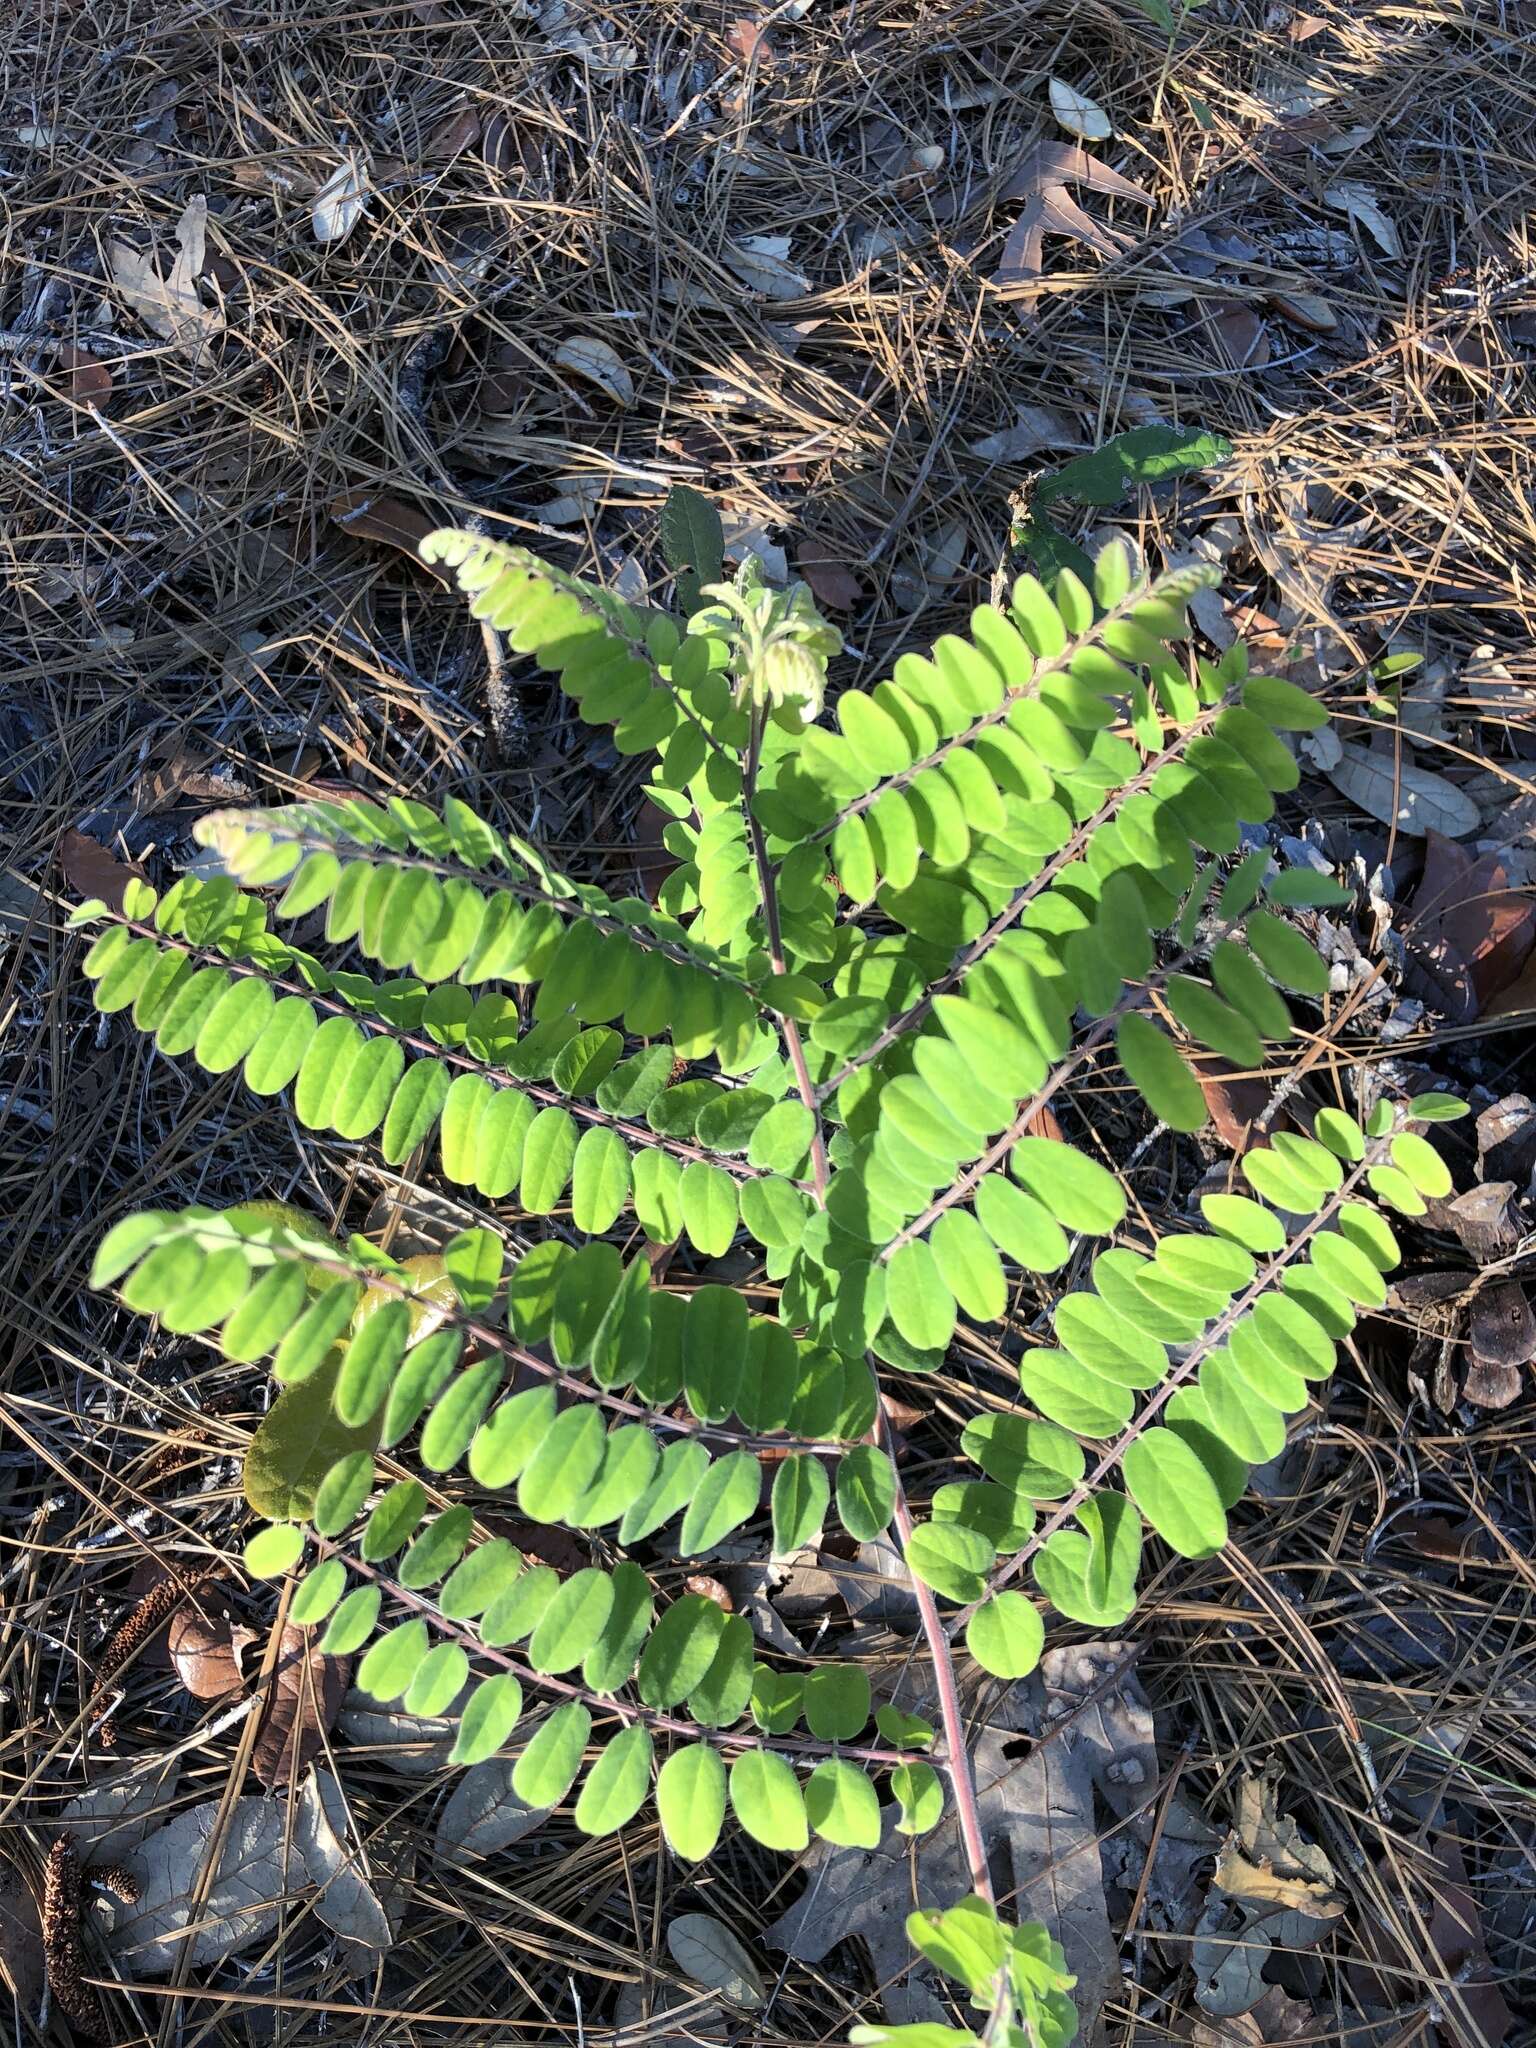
(751, 639), (825, 719)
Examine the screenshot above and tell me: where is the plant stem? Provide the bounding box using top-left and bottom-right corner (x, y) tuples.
(879, 1404), (994, 1904)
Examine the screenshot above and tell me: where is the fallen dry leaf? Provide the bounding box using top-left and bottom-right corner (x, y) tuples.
(1217, 1773), (1345, 1918)
(330, 490), (452, 582)
(968, 404), (1083, 463)
(1443, 1182), (1519, 1264)
(1048, 78), (1112, 141)
(1465, 1280), (1535, 1411)
(993, 143), (1153, 299)
(1403, 832), (1536, 1018)
(668, 1913), (765, 2008)
(794, 543), (863, 610)
(426, 105), (481, 157)
(722, 235), (812, 300)
(1351, 1835), (1512, 2048)
(0, 1857), (44, 2018)
(434, 1756), (552, 1860)
(553, 334), (634, 407)
(726, 15), (772, 64)
(1268, 288), (1337, 333)
(59, 1758), (184, 1869)
(336, 1697), (457, 1775)
(1210, 304), (1270, 370)
(683, 1573), (733, 1610)
(109, 195), (224, 360)
(312, 154), (371, 246)
(167, 1598), (258, 1700)
(58, 829), (145, 915)
(251, 1624), (350, 1789)
(1324, 740), (1480, 840)
(57, 342), (112, 401)
(133, 742), (252, 815)
(293, 1767), (394, 1949)
(104, 1797), (303, 1973)
(1324, 180), (1402, 259)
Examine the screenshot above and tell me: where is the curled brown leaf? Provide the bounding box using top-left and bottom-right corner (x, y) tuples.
(251, 1624), (350, 1790)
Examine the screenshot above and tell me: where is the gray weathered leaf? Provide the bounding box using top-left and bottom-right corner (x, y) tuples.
(968, 406), (1084, 463)
(59, 1757), (183, 1867)
(1048, 79), (1113, 140)
(105, 1797), (305, 1973)
(337, 1696), (457, 1776)
(722, 235), (812, 300)
(1324, 741), (1481, 839)
(110, 196), (223, 360)
(293, 1767), (393, 1950)
(1323, 182), (1402, 259)
(553, 336), (634, 407)
(666, 1913), (765, 2009)
(433, 1757), (552, 1861)
(0, 1858), (43, 2017)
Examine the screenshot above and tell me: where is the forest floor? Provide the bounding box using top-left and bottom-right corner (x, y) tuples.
(2, 0), (1535, 2044)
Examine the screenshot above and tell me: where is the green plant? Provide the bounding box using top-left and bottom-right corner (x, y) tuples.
(74, 489), (1458, 2047)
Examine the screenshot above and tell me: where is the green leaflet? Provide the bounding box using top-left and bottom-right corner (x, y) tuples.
(574, 1723), (654, 1836)
(891, 1761), (945, 1834)
(451, 1672), (525, 1766)
(771, 1454), (830, 1556)
(905, 1521), (995, 1603)
(637, 1593), (727, 1709)
(245, 1523), (304, 1578)
(961, 1414), (1084, 1497)
(1116, 1011), (1207, 1132)
(729, 1748), (809, 1852)
(1008, 1137), (1127, 1234)
(656, 1743), (727, 1861)
(1122, 1430), (1227, 1557)
(802, 1663), (871, 1740)
(518, 1403), (605, 1523)
(511, 1701), (591, 1808)
(290, 1558), (347, 1625)
(357, 1618), (429, 1703)
(885, 1240), (956, 1352)
(687, 1614), (754, 1729)
(527, 1568), (616, 1674)
(836, 1445), (896, 1540)
(966, 1593), (1045, 1679)
(678, 1451), (761, 1555)
(806, 1759), (881, 1848)
(321, 1586), (382, 1657)
(682, 1283), (748, 1423)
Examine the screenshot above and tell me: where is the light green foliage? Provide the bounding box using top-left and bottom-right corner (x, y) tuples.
(79, 499), (1453, 2045)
